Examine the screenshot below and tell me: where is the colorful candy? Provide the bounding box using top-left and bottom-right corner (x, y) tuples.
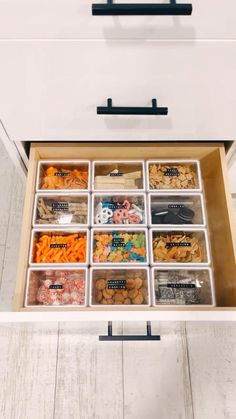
(27, 270), (86, 306)
(92, 231), (147, 263)
(94, 198), (144, 225)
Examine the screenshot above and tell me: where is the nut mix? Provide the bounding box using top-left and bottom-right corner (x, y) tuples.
(149, 163), (199, 190)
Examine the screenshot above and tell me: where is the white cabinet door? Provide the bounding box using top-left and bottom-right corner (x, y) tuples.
(0, 0), (235, 40)
(0, 40), (235, 141)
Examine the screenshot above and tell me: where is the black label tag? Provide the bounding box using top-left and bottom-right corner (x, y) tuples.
(166, 242), (191, 248)
(110, 172), (123, 177)
(55, 172), (70, 177)
(168, 204), (184, 209)
(159, 283), (196, 289)
(107, 280), (126, 289)
(52, 202), (69, 212)
(112, 238), (125, 247)
(107, 203), (125, 210)
(50, 243), (67, 248)
(164, 168), (180, 177)
(49, 284), (63, 290)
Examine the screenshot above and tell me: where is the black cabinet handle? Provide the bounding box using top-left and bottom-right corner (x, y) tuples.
(92, 0), (192, 16)
(99, 321), (161, 341)
(97, 98), (168, 115)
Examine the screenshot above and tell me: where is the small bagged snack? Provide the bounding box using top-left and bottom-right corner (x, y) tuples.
(37, 161), (90, 191)
(147, 161), (201, 191)
(151, 229), (209, 264)
(152, 268), (214, 306)
(25, 269), (87, 306)
(90, 268), (150, 306)
(30, 230), (88, 264)
(92, 229), (148, 264)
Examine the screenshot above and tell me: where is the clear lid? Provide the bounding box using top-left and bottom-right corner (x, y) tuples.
(147, 160), (201, 191)
(93, 161), (144, 191)
(34, 194), (89, 226)
(92, 193), (146, 226)
(30, 229), (88, 265)
(151, 229), (209, 264)
(25, 269), (87, 306)
(152, 268), (214, 306)
(90, 268), (150, 306)
(149, 194), (205, 226)
(91, 229), (148, 264)
(37, 161), (90, 191)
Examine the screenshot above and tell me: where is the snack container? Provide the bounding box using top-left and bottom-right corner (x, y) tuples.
(92, 160), (145, 191)
(90, 267), (150, 307)
(148, 193), (206, 227)
(149, 228), (210, 265)
(92, 192), (147, 227)
(29, 228), (89, 266)
(36, 160), (91, 192)
(25, 267), (88, 307)
(146, 160), (202, 192)
(33, 193), (90, 227)
(91, 228), (149, 265)
(151, 267), (215, 306)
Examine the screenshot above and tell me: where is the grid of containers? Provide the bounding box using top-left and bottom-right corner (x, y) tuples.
(24, 158), (215, 308)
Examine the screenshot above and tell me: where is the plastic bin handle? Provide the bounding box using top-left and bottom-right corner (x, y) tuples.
(99, 321), (161, 341)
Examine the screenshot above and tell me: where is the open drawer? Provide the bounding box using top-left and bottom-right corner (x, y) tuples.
(13, 142), (236, 321)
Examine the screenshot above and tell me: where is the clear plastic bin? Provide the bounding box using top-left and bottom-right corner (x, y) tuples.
(91, 228), (148, 265)
(148, 193), (205, 226)
(150, 228), (210, 265)
(90, 267), (150, 306)
(29, 229), (89, 266)
(36, 160), (90, 191)
(33, 193), (90, 227)
(92, 193), (147, 226)
(93, 160), (145, 191)
(147, 160), (201, 191)
(151, 267), (214, 306)
(25, 268), (87, 307)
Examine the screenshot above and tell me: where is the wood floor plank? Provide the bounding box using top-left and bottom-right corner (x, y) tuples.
(0, 169), (25, 310)
(122, 322), (193, 419)
(0, 323), (59, 419)
(186, 322), (236, 419)
(54, 322), (124, 419)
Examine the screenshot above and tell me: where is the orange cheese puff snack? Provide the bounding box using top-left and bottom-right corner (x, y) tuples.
(34, 233), (87, 263)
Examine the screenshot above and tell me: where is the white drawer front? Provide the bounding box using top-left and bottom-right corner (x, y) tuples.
(0, 40), (235, 141)
(0, 0), (235, 39)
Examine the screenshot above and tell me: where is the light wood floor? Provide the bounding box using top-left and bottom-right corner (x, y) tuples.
(0, 140), (236, 419)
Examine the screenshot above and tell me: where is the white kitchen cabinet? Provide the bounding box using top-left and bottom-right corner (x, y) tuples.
(0, 41), (236, 142)
(0, 0), (235, 40)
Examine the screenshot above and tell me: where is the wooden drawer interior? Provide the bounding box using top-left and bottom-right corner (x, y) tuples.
(14, 142), (236, 311)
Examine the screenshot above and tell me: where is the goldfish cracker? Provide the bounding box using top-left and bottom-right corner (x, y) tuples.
(41, 166), (88, 190)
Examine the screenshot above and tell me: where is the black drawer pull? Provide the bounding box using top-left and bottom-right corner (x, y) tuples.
(92, 0), (192, 16)
(99, 321), (161, 341)
(97, 98), (168, 115)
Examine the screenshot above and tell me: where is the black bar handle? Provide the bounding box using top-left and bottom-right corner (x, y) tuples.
(97, 98), (168, 116)
(99, 321), (161, 341)
(92, 0), (192, 16)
